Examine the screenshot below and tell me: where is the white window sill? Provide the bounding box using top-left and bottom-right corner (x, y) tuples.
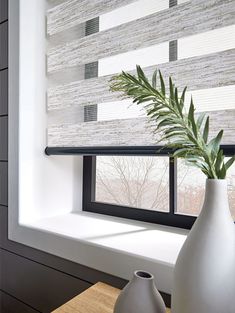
(13, 212), (188, 294)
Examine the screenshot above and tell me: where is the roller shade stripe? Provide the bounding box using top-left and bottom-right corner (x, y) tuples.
(47, 0), (137, 36)
(47, 0), (235, 73)
(47, 48), (235, 111)
(48, 110), (235, 147)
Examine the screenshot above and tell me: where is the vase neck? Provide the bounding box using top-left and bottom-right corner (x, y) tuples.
(202, 179), (230, 214)
(132, 271), (155, 288)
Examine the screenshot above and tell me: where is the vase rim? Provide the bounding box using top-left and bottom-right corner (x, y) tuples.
(134, 270), (153, 280)
(206, 178), (227, 183)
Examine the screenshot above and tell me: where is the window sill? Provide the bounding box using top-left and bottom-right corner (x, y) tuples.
(12, 211), (188, 294)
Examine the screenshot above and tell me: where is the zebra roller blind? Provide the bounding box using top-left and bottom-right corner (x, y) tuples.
(46, 0), (235, 148)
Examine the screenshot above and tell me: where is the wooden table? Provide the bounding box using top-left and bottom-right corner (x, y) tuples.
(52, 282), (171, 313)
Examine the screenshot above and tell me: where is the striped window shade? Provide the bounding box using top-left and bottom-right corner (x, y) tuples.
(46, 0), (235, 148)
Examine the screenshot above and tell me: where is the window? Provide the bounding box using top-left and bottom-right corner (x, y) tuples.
(46, 0), (235, 229)
(95, 156), (169, 212)
(83, 146), (235, 229)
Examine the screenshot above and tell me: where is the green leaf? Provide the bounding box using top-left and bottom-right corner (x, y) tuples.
(159, 71), (165, 96)
(165, 127), (184, 134)
(196, 112), (206, 129)
(136, 65), (146, 81)
(164, 131), (185, 138)
(174, 88), (183, 117)
(187, 133), (198, 145)
(180, 87), (187, 104)
(208, 130), (223, 159)
(224, 155), (235, 171)
(187, 99), (198, 139)
(156, 119), (174, 129)
(109, 65), (227, 179)
(185, 158), (211, 174)
(169, 77), (174, 101)
(188, 98), (194, 121)
(215, 149), (224, 174)
(152, 69), (158, 88)
(219, 163), (226, 179)
(203, 116), (209, 143)
(173, 148), (190, 158)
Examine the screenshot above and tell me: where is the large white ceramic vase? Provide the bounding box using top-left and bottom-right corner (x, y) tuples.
(172, 179), (235, 313)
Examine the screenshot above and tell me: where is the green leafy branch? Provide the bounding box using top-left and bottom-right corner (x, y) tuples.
(110, 65), (235, 179)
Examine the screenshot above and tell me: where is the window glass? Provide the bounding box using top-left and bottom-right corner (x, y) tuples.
(95, 156), (169, 212)
(177, 159), (235, 219)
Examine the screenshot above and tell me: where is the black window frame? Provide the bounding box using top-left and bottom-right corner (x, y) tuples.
(82, 145), (235, 230)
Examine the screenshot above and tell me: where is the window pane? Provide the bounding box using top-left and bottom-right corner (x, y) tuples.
(95, 156), (169, 212)
(177, 159), (235, 219)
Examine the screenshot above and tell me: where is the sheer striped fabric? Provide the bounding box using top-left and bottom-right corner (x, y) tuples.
(46, 0), (235, 147)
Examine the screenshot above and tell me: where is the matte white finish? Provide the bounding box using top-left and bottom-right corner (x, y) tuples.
(23, 212), (187, 265)
(16, 211), (187, 294)
(172, 179), (235, 313)
(114, 270), (166, 313)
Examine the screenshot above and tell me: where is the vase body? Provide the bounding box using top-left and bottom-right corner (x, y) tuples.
(172, 179), (235, 313)
(114, 270), (166, 313)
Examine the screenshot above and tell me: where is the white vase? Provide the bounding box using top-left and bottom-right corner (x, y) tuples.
(114, 270), (166, 313)
(172, 179), (235, 313)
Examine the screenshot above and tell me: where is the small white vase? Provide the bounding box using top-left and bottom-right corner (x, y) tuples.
(114, 270), (166, 313)
(172, 179), (235, 313)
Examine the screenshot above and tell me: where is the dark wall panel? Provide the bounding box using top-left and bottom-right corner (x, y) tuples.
(0, 249), (91, 312)
(0, 161), (7, 205)
(0, 22), (8, 69)
(0, 291), (39, 313)
(0, 206), (127, 290)
(0, 69), (8, 115)
(0, 116), (8, 160)
(0, 0), (8, 23)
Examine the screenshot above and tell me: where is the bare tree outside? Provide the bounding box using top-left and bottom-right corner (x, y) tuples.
(96, 156), (169, 212)
(96, 156), (235, 219)
(177, 159), (235, 219)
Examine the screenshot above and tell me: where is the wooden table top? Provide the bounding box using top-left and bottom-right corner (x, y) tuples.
(52, 282), (171, 313)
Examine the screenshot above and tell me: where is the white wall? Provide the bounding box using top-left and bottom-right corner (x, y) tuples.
(9, 0), (83, 225)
